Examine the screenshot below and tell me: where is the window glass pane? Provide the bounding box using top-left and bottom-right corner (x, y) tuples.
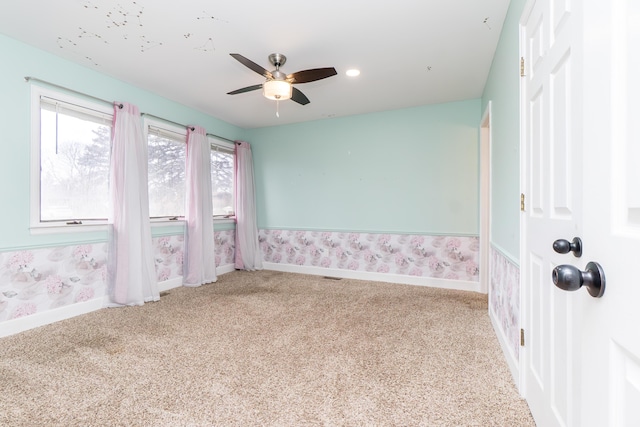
(148, 133), (185, 217)
(40, 108), (111, 221)
(211, 148), (234, 216)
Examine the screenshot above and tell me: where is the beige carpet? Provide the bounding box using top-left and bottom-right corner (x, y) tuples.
(0, 270), (534, 426)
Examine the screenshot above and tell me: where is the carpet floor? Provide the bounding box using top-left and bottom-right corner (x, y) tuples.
(0, 270), (534, 426)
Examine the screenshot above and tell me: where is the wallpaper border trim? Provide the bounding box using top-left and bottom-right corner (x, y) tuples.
(260, 227), (479, 238)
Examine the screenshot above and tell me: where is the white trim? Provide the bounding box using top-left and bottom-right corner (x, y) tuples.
(518, 0), (533, 398)
(0, 263), (236, 338)
(29, 222), (110, 235)
(29, 85), (114, 234)
(263, 262), (482, 293)
(0, 296), (106, 338)
(479, 101), (492, 294)
(208, 136), (235, 151)
(216, 263), (236, 276)
(489, 305), (520, 388)
(158, 277), (183, 292)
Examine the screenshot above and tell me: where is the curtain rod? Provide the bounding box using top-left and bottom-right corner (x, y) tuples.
(25, 76), (123, 109)
(25, 76), (237, 144)
(141, 113), (237, 144)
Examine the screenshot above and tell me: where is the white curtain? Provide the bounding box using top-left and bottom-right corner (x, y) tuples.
(183, 125), (217, 286)
(106, 102), (159, 306)
(234, 141), (263, 270)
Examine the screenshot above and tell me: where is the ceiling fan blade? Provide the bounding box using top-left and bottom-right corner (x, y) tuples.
(227, 84), (263, 95)
(287, 67), (337, 84)
(291, 87), (310, 105)
(229, 53), (272, 79)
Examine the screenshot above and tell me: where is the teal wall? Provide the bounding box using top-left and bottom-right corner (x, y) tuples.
(481, 0), (527, 262)
(245, 100), (481, 235)
(1, 19), (514, 251)
(0, 33), (242, 251)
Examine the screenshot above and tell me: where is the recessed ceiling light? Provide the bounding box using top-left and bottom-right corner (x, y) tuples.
(346, 69), (360, 77)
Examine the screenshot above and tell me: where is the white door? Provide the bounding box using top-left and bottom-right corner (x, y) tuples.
(521, 0), (583, 425)
(580, 1), (640, 425)
(522, 1), (640, 426)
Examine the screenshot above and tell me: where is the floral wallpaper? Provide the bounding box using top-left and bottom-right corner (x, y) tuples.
(489, 246), (520, 361)
(0, 244), (107, 322)
(1, 229), (483, 325)
(0, 230), (235, 323)
(259, 230), (479, 282)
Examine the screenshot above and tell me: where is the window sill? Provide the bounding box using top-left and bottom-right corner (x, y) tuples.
(214, 217), (236, 225)
(150, 217), (235, 226)
(150, 218), (186, 227)
(29, 222), (110, 235)
(30, 216), (235, 235)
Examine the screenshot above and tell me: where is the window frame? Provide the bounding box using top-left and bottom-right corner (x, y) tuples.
(144, 117), (188, 225)
(209, 136), (236, 221)
(29, 86), (114, 234)
(29, 86), (237, 233)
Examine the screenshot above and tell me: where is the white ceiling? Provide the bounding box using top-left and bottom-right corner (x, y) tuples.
(0, 0), (510, 129)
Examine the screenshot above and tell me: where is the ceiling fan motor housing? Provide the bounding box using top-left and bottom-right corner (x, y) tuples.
(268, 53), (287, 69)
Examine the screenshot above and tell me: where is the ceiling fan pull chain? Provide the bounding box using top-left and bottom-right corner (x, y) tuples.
(276, 100), (280, 118)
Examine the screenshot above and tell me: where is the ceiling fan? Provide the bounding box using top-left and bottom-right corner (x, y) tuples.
(227, 53), (337, 105)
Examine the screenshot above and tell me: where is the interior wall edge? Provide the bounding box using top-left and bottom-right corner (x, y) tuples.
(490, 241), (519, 267)
(489, 307), (520, 388)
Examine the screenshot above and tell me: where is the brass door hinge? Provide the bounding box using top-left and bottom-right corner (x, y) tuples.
(521, 193), (525, 211)
(521, 328), (525, 346)
(520, 57), (525, 77)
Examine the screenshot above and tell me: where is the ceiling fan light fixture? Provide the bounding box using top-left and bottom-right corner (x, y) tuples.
(263, 80), (292, 101)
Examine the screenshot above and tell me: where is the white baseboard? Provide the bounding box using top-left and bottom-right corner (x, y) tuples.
(216, 263), (236, 276)
(0, 296), (107, 338)
(158, 277), (183, 292)
(489, 306), (520, 389)
(0, 263), (236, 338)
(263, 262), (482, 293)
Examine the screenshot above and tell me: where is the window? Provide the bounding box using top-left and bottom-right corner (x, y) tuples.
(31, 86), (235, 229)
(146, 122), (186, 219)
(32, 88), (113, 229)
(210, 139), (235, 217)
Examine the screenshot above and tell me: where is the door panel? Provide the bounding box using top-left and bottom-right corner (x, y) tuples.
(529, 89), (544, 216)
(523, 0), (640, 426)
(611, 0), (640, 229)
(580, 1), (640, 426)
(549, 51), (572, 218)
(528, 252), (544, 387)
(521, 0), (581, 425)
(550, 283), (572, 425)
(552, 0), (570, 38)
(610, 343), (640, 426)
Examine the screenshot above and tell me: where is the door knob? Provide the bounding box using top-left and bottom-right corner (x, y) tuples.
(552, 262), (605, 298)
(553, 237), (582, 257)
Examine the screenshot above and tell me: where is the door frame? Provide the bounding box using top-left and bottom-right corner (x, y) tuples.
(518, 0), (535, 397)
(479, 101), (492, 295)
